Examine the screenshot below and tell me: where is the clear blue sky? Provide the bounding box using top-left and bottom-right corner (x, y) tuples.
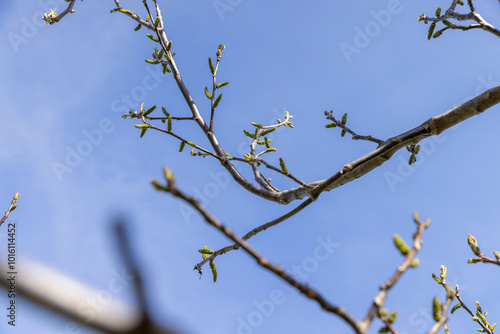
(1, 1), (500, 333)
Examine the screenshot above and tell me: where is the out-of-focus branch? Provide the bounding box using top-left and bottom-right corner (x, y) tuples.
(361, 212), (429, 331)
(0, 193), (20, 227)
(152, 168), (363, 333)
(0, 224), (178, 334)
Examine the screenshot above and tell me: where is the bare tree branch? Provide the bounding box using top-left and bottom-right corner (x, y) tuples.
(152, 169), (364, 333)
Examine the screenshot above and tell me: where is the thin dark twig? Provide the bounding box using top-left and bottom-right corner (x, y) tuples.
(324, 111), (385, 145)
(194, 197), (314, 270)
(0, 193), (20, 227)
(154, 169), (363, 333)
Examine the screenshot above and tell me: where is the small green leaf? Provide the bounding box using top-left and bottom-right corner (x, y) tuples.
(325, 123), (337, 128)
(119, 9), (134, 16)
(428, 23), (436, 40)
(167, 115), (172, 131)
(433, 297), (442, 321)
(205, 87), (212, 99)
(260, 127), (276, 136)
(341, 129), (346, 137)
(179, 142), (185, 152)
(433, 31), (442, 39)
(266, 148), (277, 153)
(134, 24), (142, 31)
(210, 261), (217, 282)
(140, 128), (147, 138)
(265, 137), (271, 149)
(435, 7), (441, 16)
(146, 14), (150, 22)
(166, 40), (172, 51)
(213, 93), (222, 108)
(341, 113), (347, 124)
(143, 105), (156, 117)
(451, 303), (462, 314)
(10, 205), (17, 211)
(162, 107), (170, 117)
(198, 246), (214, 255)
(154, 17), (160, 27)
(393, 234), (410, 256)
(279, 158), (288, 174)
(162, 64), (171, 74)
(135, 124), (150, 129)
(146, 59), (161, 64)
(251, 122), (263, 128)
(388, 311), (397, 324)
(209, 57), (215, 74)
(243, 130), (256, 139)
(216, 82), (229, 89)
(187, 142), (196, 147)
(146, 34), (159, 42)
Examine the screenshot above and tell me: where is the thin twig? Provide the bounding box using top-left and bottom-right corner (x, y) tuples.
(362, 212), (428, 329)
(454, 293), (493, 334)
(154, 169), (363, 333)
(324, 111), (384, 145)
(0, 193), (20, 227)
(194, 197), (314, 271)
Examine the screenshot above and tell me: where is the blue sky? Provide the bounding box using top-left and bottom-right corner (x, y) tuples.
(1, 1), (500, 333)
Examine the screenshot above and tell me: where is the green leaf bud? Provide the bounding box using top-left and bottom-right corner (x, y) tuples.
(451, 303), (462, 314)
(388, 311), (397, 324)
(210, 261), (217, 282)
(325, 123), (337, 128)
(341, 113), (347, 124)
(167, 115), (172, 131)
(260, 127), (276, 136)
(209, 57), (215, 74)
(243, 130), (256, 139)
(213, 93), (222, 108)
(467, 234), (481, 256)
(435, 7), (441, 16)
(432, 273), (443, 284)
(187, 142), (196, 147)
(119, 9), (134, 16)
(140, 128), (147, 138)
(134, 24), (142, 31)
(393, 234), (410, 255)
(146, 34), (159, 42)
(154, 16), (160, 27)
(143, 105), (156, 117)
(146, 59), (161, 64)
(135, 124), (150, 129)
(162, 107), (170, 117)
(205, 87), (212, 99)
(166, 41), (172, 51)
(179, 142), (185, 152)
(279, 158), (288, 174)
(216, 82), (229, 89)
(433, 297), (442, 321)
(410, 259), (420, 267)
(341, 129), (346, 137)
(251, 122), (263, 128)
(428, 23), (436, 40)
